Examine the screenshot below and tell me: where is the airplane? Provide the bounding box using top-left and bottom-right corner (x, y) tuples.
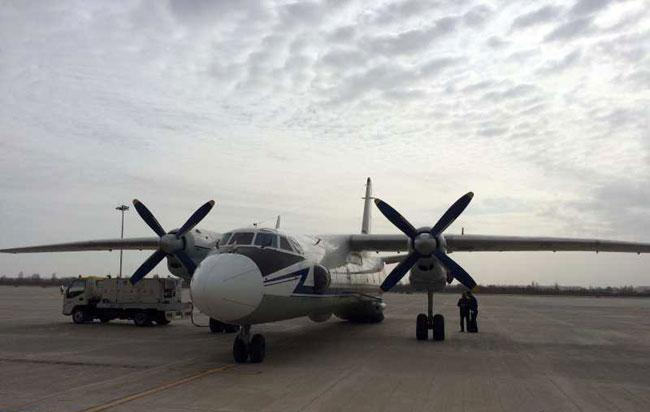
(2, 178), (650, 363)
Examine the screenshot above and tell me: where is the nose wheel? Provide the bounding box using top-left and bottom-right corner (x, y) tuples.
(416, 290), (445, 341)
(232, 325), (266, 363)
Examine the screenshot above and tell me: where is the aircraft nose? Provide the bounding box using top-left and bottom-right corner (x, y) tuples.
(190, 253), (263, 323)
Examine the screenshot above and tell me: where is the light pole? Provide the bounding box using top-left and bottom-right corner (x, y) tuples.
(116, 205), (129, 277)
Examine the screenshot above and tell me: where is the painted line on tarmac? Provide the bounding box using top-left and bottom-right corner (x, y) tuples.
(77, 364), (234, 412)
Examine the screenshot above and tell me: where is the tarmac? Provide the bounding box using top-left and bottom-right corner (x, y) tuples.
(0, 286), (649, 412)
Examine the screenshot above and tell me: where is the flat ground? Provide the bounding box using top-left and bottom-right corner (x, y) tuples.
(0, 286), (649, 412)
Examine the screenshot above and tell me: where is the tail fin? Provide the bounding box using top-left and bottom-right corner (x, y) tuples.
(361, 177), (373, 234)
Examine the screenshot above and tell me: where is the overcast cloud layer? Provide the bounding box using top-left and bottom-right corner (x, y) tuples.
(1, 0), (649, 286)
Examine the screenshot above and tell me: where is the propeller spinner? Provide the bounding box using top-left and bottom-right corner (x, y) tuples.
(375, 192), (477, 292)
(129, 199), (215, 285)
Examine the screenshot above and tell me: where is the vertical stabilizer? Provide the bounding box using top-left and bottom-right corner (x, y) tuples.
(361, 177), (373, 234)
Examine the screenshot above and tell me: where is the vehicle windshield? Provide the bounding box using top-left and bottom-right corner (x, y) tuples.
(66, 279), (86, 298)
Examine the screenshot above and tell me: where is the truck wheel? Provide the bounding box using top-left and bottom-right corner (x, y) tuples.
(72, 308), (87, 324)
(133, 312), (151, 327)
(156, 312), (170, 325)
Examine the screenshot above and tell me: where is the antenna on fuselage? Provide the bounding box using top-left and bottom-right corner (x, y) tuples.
(275, 215), (281, 229)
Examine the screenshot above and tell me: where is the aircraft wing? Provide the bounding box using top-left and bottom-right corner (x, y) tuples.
(0, 237), (160, 254)
(349, 234), (650, 254)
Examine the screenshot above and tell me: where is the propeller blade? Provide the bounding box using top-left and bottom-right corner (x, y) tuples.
(176, 200), (215, 237)
(129, 249), (166, 285)
(374, 199), (418, 238)
(174, 250), (197, 274)
(433, 251), (476, 290)
(430, 192), (474, 236)
(380, 253), (419, 292)
(133, 199), (166, 237)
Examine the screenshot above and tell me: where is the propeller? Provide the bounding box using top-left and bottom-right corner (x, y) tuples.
(129, 199), (215, 285)
(375, 192), (477, 292)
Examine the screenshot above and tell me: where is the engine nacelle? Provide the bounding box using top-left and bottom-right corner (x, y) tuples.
(166, 229), (217, 280)
(313, 265), (331, 293)
(409, 257), (447, 291)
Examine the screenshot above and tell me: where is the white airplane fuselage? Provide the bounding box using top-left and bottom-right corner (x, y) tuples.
(189, 229), (409, 326)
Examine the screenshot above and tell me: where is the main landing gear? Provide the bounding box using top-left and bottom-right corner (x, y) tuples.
(416, 290), (445, 341)
(232, 325), (266, 363)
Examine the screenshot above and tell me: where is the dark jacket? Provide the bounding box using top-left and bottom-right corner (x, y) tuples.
(468, 295), (478, 313)
(457, 297), (470, 314)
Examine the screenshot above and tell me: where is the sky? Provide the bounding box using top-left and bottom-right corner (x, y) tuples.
(0, 0), (649, 286)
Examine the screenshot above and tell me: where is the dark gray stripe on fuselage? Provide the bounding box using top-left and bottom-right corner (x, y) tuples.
(231, 246), (305, 277)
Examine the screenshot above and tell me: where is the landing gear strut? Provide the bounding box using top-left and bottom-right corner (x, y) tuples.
(232, 325), (266, 363)
(416, 290), (445, 341)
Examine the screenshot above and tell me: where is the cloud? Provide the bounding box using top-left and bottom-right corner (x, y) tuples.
(419, 56), (463, 77)
(363, 16), (459, 56)
(366, 0), (436, 25)
(570, 0), (614, 16)
(562, 180), (650, 239)
(537, 49), (582, 74)
(486, 36), (509, 49)
(481, 84), (538, 102)
(319, 48), (368, 70)
(326, 25), (356, 43)
(463, 5), (493, 27)
(511, 5), (563, 30)
(544, 16), (594, 41)
(1, 0), (649, 286)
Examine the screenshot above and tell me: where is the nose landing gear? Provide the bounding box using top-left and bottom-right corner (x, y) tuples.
(233, 325), (266, 363)
(416, 290), (445, 341)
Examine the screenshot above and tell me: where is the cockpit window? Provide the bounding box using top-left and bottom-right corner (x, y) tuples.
(288, 237), (303, 254)
(254, 232), (278, 248)
(279, 236), (293, 252)
(220, 232), (232, 245)
(228, 232), (254, 245)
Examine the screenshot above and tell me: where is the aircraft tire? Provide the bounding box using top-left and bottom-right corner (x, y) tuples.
(249, 334), (266, 363)
(432, 314), (445, 341)
(416, 313), (428, 340)
(233, 336), (249, 363)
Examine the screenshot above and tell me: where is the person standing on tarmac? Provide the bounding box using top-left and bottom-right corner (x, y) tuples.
(457, 292), (470, 332)
(467, 291), (479, 332)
